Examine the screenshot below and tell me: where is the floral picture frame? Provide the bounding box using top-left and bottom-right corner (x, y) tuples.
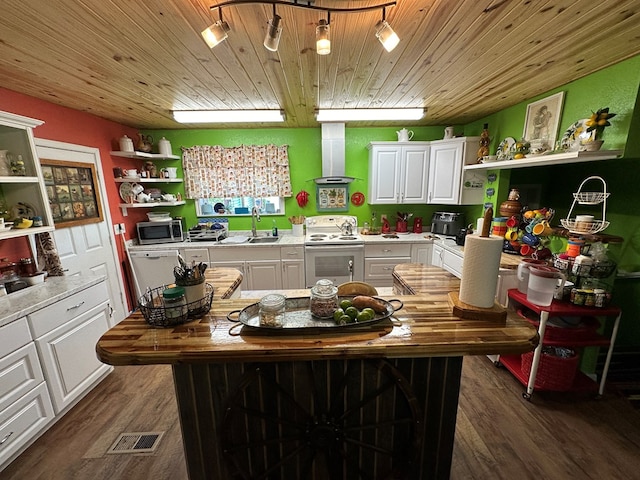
(522, 91), (565, 147)
(40, 159), (104, 227)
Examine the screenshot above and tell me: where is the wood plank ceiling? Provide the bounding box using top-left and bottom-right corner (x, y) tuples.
(0, 0), (639, 129)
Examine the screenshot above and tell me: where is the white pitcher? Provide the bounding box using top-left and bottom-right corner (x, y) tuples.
(396, 128), (414, 142)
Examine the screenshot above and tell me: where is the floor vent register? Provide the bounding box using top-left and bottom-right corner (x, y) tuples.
(106, 432), (164, 454)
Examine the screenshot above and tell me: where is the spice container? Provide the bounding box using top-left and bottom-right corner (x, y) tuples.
(162, 286), (187, 320)
(310, 279), (338, 318)
(20, 257), (37, 276)
(259, 293), (286, 327)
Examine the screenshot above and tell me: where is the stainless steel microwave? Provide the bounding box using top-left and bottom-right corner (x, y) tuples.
(136, 220), (184, 244)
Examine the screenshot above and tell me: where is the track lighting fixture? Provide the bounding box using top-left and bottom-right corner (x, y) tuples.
(204, 1), (398, 55)
(263, 5), (282, 52)
(375, 8), (400, 52)
(316, 18), (330, 56)
(201, 8), (230, 48)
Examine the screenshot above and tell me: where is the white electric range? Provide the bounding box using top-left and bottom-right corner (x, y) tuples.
(304, 215), (364, 287)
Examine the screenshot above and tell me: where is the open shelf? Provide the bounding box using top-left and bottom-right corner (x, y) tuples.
(498, 354), (598, 393)
(119, 200), (186, 216)
(110, 151), (180, 160)
(464, 149), (622, 171)
(115, 177), (182, 183)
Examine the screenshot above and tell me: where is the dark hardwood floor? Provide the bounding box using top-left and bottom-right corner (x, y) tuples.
(4, 355), (640, 480)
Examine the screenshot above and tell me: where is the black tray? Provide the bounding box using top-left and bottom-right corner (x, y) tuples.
(227, 296), (403, 333)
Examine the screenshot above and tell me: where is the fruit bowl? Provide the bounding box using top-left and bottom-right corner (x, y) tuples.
(523, 208), (554, 223)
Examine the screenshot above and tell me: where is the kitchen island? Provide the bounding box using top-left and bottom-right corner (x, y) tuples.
(96, 266), (537, 480)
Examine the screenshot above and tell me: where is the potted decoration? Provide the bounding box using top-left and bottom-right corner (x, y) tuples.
(583, 107), (616, 151)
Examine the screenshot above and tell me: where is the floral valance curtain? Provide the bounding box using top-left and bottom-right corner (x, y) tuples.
(181, 144), (292, 198)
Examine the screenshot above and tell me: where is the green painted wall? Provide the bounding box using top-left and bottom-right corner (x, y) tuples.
(463, 55), (640, 348)
(146, 125), (479, 233)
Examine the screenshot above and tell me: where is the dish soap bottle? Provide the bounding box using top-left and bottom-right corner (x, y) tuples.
(272, 220), (278, 237)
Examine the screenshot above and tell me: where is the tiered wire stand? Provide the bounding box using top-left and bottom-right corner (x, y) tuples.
(560, 176), (610, 235)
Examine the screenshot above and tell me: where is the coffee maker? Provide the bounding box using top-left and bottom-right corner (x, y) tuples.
(413, 217), (423, 233)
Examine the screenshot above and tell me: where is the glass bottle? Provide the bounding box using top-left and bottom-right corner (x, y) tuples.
(310, 279), (338, 318)
(259, 293), (286, 327)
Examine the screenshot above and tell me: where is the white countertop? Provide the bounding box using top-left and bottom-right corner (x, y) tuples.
(127, 230), (438, 250)
(0, 275), (106, 328)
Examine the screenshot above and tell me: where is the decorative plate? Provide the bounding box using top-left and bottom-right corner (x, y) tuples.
(351, 192), (365, 206)
(119, 182), (139, 202)
(560, 119), (592, 151)
(497, 137), (515, 160)
(10, 202), (36, 220)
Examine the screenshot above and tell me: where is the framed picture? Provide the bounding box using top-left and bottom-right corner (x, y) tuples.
(522, 92), (565, 147)
(316, 184), (349, 212)
(40, 159), (104, 227)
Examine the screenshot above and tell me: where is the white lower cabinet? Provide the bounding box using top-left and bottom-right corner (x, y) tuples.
(411, 243), (433, 265)
(28, 281), (113, 414)
(209, 247), (283, 290)
(365, 244), (412, 288)
(0, 318), (55, 471)
(431, 243), (444, 268)
(281, 246), (305, 289)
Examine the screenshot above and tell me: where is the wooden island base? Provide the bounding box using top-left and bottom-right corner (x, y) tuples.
(97, 265), (537, 480)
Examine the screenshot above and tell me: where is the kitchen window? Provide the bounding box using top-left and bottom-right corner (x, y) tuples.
(196, 196), (284, 216)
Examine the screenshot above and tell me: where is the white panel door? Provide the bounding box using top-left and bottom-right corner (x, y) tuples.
(401, 146), (429, 203)
(35, 139), (127, 324)
(368, 147), (402, 204)
(428, 142), (463, 204)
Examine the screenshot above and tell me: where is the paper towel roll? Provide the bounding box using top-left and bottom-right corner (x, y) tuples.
(459, 235), (503, 308)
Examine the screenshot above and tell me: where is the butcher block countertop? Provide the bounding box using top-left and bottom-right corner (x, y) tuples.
(96, 265), (537, 366)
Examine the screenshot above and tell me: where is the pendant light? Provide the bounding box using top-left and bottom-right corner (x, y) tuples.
(263, 5), (282, 52)
(375, 8), (399, 52)
(201, 7), (230, 49)
(316, 17), (330, 55)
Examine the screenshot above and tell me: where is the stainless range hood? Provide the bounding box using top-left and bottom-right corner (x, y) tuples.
(314, 122), (355, 184)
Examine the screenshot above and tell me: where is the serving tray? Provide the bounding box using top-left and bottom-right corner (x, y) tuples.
(227, 296), (403, 333)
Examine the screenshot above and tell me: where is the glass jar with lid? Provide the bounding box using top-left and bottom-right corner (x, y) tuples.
(163, 286), (187, 320)
(310, 279), (338, 318)
(259, 293), (286, 327)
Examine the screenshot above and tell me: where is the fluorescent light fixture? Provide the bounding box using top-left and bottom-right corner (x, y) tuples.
(316, 19), (330, 55)
(375, 20), (400, 52)
(173, 110), (286, 123)
(315, 108), (424, 122)
(201, 20), (230, 48)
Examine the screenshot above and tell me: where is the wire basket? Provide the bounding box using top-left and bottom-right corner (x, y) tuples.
(572, 191), (610, 205)
(521, 347), (579, 391)
(138, 283), (214, 328)
(560, 218), (610, 235)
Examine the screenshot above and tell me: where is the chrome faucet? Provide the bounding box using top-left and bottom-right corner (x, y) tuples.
(251, 206), (261, 237)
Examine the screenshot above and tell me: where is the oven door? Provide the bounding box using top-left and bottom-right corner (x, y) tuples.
(304, 244), (364, 288)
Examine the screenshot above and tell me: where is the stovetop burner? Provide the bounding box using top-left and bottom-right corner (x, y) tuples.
(304, 215), (363, 245)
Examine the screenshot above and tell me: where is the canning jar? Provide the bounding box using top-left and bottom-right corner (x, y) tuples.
(259, 293), (286, 327)
(310, 279), (338, 318)
(163, 286), (187, 320)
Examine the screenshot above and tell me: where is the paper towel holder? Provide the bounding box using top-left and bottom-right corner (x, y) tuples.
(449, 206), (507, 322)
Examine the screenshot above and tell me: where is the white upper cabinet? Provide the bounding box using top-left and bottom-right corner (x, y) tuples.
(428, 137), (484, 205)
(0, 110), (54, 239)
(367, 142), (430, 204)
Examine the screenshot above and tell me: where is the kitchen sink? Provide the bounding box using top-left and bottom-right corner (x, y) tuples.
(248, 236), (280, 244)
